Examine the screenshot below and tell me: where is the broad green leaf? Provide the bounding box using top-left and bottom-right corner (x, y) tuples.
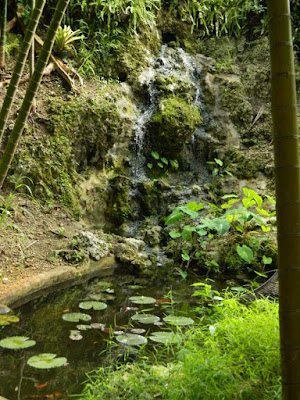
(181, 225), (195, 241)
(211, 218), (231, 235)
(243, 188), (262, 207)
(131, 314), (160, 324)
(151, 151), (159, 160)
(262, 255), (272, 265)
(178, 206), (198, 219)
(147, 163), (153, 169)
(129, 296), (156, 305)
(165, 209), (184, 225)
(186, 202), (204, 211)
(161, 157), (168, 165)
(62, 313), (92, 322)
(0, 315), (19, 326)
(169, 231), (181, 239)
(214, 158), (223, 166)
(116, 333), (147, 346)
(149, 331), (181, 344)
(158, 162), (164, 168)
(242, 198), (256, 209)
(170, 159), (179, 169)
(236, 245), (254, 264)
(0, 336), (36, 350)
(181, 252), (190, 261)
(256, 208), (270, 217)
(163, 316), (194, 326)
(79, 301), (107, 311)
(27, 353), (67, 369)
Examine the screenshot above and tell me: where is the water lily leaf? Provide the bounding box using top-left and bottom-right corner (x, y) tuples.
(79, 301), (107, 311)
(106, 288), (114, 294)
(131, 328), (146, 334)
(69, 330), (83, 341)
(76, 324), (92, 331)
(27, 353), (67, 369)
(113, 331), (124, 335)
(163, 316), (194, 326)
(62, 313), (91, 322)
(126, 285), (144, 290)
(149, 331), (181, 344)
(116, 333), (147, 346)
(90, 323), (105, 330)
(129, 296), (156, 305)
(0, 315), (20, 326)
(131, 314), (160, 324)
(89, 293), (115, 301)
(0, 336), (36, 349)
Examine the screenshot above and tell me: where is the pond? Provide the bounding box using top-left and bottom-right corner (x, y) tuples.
(0, 273), (209, 400)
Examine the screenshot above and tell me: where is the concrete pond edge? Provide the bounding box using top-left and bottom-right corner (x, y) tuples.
(0, 256), (117, 308)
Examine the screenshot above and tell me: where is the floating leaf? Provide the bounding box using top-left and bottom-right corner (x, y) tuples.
(89, 293), (115, 301)
(163, 316), (194, 326)
(113, 331), (124, 335)
(129, 296), (156, 305)
(149, 331), (181, 344)
(126, 285), (144, 290)
(0, 336), (36, 349)
(69, 330), (83, 341)
(62, 313), (91, 322)
(76, 324), (92, 331)
(79, 301), (107, 311)
(0, 315), (19, 326)
(27, 353), (67, 369)
(116, 333), (147, 346)
(131, 328), (146, 334)
(131, 314), (160, 324)
(90, 323), (105, 330)
(236, 245), (254, 264)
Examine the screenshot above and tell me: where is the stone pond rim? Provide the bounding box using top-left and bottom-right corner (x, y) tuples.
(0, 256), (116, 309)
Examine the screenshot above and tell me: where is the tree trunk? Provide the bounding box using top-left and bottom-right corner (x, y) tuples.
(0, 0), (70, 188)
(0, 0), (7, 69)
(29, 0), (37, 113)
(268, 0), (300, 398)
(0, 0), (46, 145)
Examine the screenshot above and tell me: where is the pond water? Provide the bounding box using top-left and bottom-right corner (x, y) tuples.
(0, 274), (206, 400)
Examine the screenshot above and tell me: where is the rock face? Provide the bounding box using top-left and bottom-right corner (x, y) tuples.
(72, 232), (110, 261)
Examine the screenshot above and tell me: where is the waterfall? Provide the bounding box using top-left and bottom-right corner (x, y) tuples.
(133, 44), (208, 179)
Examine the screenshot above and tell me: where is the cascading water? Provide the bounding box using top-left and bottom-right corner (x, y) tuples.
(132, 44), (209, 179)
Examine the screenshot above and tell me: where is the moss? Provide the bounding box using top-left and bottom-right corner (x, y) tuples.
(148, 96), (202, 157)
(106, 176), (132, 228)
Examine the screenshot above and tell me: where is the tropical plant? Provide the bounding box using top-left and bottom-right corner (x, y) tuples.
(0, 0), (70, 188)
(268, 0), (300, 397)
(54, 24), (83, 51)
(0, 0), (46, 144)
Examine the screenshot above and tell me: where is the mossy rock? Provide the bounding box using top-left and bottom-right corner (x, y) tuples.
(147, 96), (202, 157)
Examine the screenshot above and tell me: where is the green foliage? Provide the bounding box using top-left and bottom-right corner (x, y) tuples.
(168, 0), (267, 37)
(27, 353), (67, 369)
(81, 298), (280, 399)
(54, 24), (83, 51)
(165, 188), (276, 273)
(147, 151), (178, 174)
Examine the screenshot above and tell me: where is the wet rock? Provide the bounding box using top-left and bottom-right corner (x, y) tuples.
(114, 243), (153, 275)
(0, 304), (12, 314)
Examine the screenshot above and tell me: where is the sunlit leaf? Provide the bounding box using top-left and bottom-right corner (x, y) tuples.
(0, 315), (19, 326)
(149, 331), (181, 344)
(62, 313), (92, 322)
(131, 314), (160, 324)
(236, 245), (253, 264)
(0, 336), (36, 349)
(163, 316), (194, 326)
(27, 353), (67, 369)
(79, 301), (107, 311)
(262, 255), (272, 265)
(129, 296), (156, 305)
(116, 333), (147, 346)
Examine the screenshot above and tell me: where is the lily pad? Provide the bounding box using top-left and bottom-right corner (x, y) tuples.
(0, 315), (20, 326)
(131, 314), (160, 324)
(0, 336), (36, 349)
(163, 316), (194, 326)
(62, 313), (91, 322)
(90, 323), (105, 330)
(79, 301), (107, 311)
(116, 333), (147, 346)
(149, 332), (181, 344)
(27, 353), (67, 369)
(127, 285), (144, 290)
(0, 304), (12, 314)
(69, 330), (83, 341)
(89, 293), (115, 301)
(130, 328), (146, 334)
(129, 296), (156, 305)
(76, 324), (92, 331)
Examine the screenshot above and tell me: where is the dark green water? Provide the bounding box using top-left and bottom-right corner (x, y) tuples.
(0, 274), (200, 400)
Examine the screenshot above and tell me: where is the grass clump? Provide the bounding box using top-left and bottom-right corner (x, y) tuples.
(81, 298), (280, 400)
